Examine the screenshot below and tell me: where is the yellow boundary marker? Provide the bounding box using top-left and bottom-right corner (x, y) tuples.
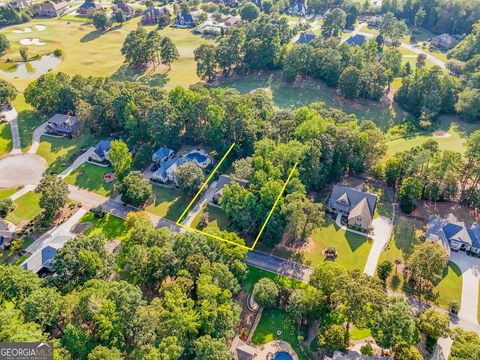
(176, 143), (298, 251)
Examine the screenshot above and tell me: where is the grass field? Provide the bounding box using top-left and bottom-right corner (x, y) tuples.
(303, 221), (372, 271)
(0, 122), (12, 157)
(433, 261), (463, 309)
(252, 308), (308, 360)
(78, 211), (128, 241)
(0, 188), (16, 199)
(36, 134), (98, 174)
(0, 18), (213, 91)
(241, 265), (307, 293)
(191, 204), (231, 232)
(65, 163), (115, 196)
(6, 191), (41, 224)
(145, 185), (190, 221)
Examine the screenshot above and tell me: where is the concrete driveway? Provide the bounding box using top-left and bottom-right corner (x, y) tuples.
(58, 147), (95, 179)
(449, 251), (480, 326)
(0, 153), (46, 188)
(28, 122), (47, 154)
(364, 216), (393, 276)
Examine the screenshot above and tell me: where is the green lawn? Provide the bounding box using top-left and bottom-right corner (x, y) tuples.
(78, 211), (128, 241)
(191, 204), (231, 232)
(350, 326), (371, 340)
(433, 261), (463, 309)
(145, 185), (190, 221)
(218, 73), (412, 131)
(303, 221), (372, 271)
(252, 307), (308, 360)
(241, 265), (307, 293)
(36, 134), (98, 174)
(0, 121), (12, 157)
(0, 236), (34, 264)
(365, 184), (392, 219)
(6, 191), (41, 225)
(0, 188), (16, 199)
(65, 163), (115, 196)
(13, 95), (46, 151)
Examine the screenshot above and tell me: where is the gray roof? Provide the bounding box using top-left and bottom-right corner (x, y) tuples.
(48, 114), (79, 127)
(22, 234), (73, 273)
(215, 174), (249, 193)
(428, 214), (480, 249)
(329, 184), (377, 216)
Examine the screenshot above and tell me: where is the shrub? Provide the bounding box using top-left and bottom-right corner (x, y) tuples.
(53, 48), (63, 57)
(323, 247), (337, 260)
(91, 207), (105, 219)
(360, 343), (373, 356)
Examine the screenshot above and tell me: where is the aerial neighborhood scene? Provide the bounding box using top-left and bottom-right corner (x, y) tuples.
(0, 0), (479, 358)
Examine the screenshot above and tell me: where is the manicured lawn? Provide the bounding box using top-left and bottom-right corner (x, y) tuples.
(303, 221), (372, 271)
(36, 134), (98, 174)
(0, 188), (16, 199)
(65, 163), (115, 196)
(191, 204), (231, 232)
(433, 261), (463, 309)
(13, 95), (46, 151)
(241, 265), (307, 293)
(79, 211), (129, 241)
(0, 121), (12, 157)
(350, 326), (371, 340)
(145, 185), (190, 221)
(218, 73), (412, 131)
(6, 191), (41, 225)
(252, 307), (308, 360)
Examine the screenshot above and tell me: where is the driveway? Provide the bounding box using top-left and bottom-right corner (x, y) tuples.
(364, 216), (393, 276)
(181, 181), (217, 228)
(28, 122), (47, 154)
(2, 107), (21, 154)
(0, 153), (46, 188)
(58, 147), (95, 179)
(449, 251), (480, 326)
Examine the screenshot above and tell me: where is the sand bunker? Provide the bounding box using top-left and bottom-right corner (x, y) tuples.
(20, 38), (47, 46)
(12, 27), (33, 33)
(34, 25), (46, 31)
(432, 130), (451, 138)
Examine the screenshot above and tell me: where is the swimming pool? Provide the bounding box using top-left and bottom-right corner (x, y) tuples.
(274, 351), (293, 360)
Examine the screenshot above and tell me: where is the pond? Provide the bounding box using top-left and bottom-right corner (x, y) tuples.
(0, 54), (61, 79)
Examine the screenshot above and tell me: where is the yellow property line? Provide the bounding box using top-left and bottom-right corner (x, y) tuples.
(176, 143), (298, 251)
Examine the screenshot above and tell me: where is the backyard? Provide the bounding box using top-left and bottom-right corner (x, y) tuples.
(241, 265), (307, 293)
(65, 163), (116, 196)
(6, 191), (41, 225)
(303, 220), (372, 271)
(145, 185), (190, 221)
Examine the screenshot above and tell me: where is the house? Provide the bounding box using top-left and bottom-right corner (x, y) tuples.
(328, 183), (377, 231)
(78, 1), (102, 15)
(367, 15), (383, 27)
(346, 34), (367, 47)
(142, 6), (170, 25)
(45, 114), (80, 137)
(112, 1), (135, 19)
(431, 33), (459, 51)
(89, 139), (112, 164)
(9, 0), (28, 10)
(296, 30), (317, 44)
(152, 147), (174, 164)
(0, 220), (16, 250)
(38, 1), (69, 17)
(325, 350), (392, 359)
(427, 214), (480, 254)
(174, 12), (195, 28)
(224, 15), (241, 27)
(22, 234), (72, 274)
(287, 0), (307, 16)
(211, 174), (249, 205)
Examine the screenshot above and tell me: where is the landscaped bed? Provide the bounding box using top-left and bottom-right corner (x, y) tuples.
(6, 191), (41, 225)
(65, 163), (116, 196)
(145, 185), (190, 221)
(303, 221), (372, 271)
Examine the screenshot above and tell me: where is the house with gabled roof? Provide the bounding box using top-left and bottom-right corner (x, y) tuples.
(78, 1), (102, 15)
(0, 219), (16, 250)
(296, 30), (317, 44)
(152, 147), (174, 164)
(45, 114), (80, 137)
(329, 183), (377, 230)
(89, 139), (112, 165)
(22, 234), (72, 274)
(211, 174), (249, 205)
(430, 33), (459, 51)
(38, 1), (69, 17)
(346, 34), (366, 47)
(427, 214), (480, 255)
(174, 12), (195, 28)
(112, 1), (135, 19)
(142, 6), (170, 25)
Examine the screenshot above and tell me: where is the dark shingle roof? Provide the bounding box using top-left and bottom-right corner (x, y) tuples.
(329, 184), (377, 216)
(296, 30), (317, 44)
(346, 34), (366, 46)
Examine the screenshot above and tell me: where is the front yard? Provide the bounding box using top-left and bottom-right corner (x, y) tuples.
(0, 188), (16, 199)
(433, 261), (463, 309)
(191, 204), (231, 232)
(303, 221), (372, 271)
(145, 185), (190, 221)
(78, 211), (128, 241)
(65, 163), (116, 196)
(6, 191), (41, 225)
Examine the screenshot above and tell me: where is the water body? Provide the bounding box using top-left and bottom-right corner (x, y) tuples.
(0, 54), (61, 79)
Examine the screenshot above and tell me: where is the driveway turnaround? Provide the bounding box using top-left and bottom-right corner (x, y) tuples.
(364, 216), (393, 276)
(0, 153), (46, 188)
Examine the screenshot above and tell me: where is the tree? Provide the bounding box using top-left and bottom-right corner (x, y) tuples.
(414, 7), (426, 28)
(416, 53), (426, 68)
(0, 265), (42, 305)
(345, 5), (358, 29)
(194, 44), (218, 82)
(393, 343), (423, 360)
(108, 140), (132, 180)
(37, 175), (69, 222)
(194, 335), (231, 360)
(0, 198), (13, 217)
(0, 33), (10, 53)
(318, 324), (349, 354)
(160, 37), (179, 70)
(118, 171), (153, 207)
(92, 11), (111, 31)
(456, 88), (480, 122)
(88, 346), (122, 360)
(416, 308), (450, 341)
(113, 9), (126, 24)
(377, 260), (393, 283)
(0, 79), (17, 104)
(397, 177), (422, 213)
(121, 28), (155, 69)
(21, 287), (62, 331)
(371, 297), (417, 349)
(133, 143), (154, 171)
(309, 262), (346, 302)
(449, 329), (480, 360)
(216, 29), (245, 74)
(379, 12), (408, 46)
(175, 162), (205, 196)
(339, 66), (361, 99)
(322, 8), (346, 38)
(240, 3), (259, 21)
(287, 288), (326, 322)
(19, 46), (28, 62)
(409, 242), (448, 292)
(252, 278), (279, 307)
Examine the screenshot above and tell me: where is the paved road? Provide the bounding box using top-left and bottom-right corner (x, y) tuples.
(28, 122), (47, 154)
(0, 153), (46, 188)
(363, 216), (393, 276)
